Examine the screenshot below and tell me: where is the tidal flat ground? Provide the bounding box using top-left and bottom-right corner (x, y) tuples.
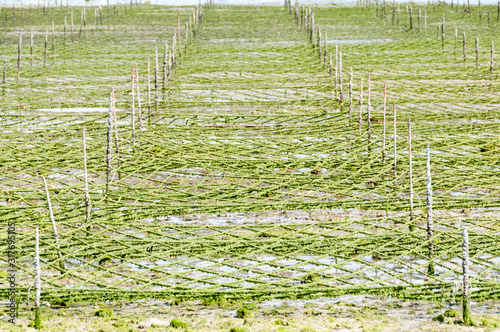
(0, 1), (500, 331)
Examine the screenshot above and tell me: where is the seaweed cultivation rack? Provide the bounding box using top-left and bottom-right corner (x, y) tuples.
(0, 0), (499, 304)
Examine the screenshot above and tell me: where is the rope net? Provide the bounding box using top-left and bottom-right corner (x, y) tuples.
(0, 3), (499, 303)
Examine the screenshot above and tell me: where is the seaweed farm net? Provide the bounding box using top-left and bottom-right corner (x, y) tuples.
(0, 2), (500, 303)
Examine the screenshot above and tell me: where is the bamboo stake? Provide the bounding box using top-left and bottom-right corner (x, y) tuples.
(408, 118), (414, 231)
(491, 41), (494, 75)
(476, 37), (479, 68)
(409, 6), (412, 30)
(155, 47), (159, 113)
(135, 64), (143, 134)
(2, 60), (6, 83)
(34, 227), (41, 330)
(426, 143), (434, 275)
(349, 68), (353, 119)
(163, 41), (167, 92)
(329, 52), (333, 76)
(30, 29), (34, 68)
(131, 68), (136, 142)
(106, 91), (114, 198)
(42, 177), (65, 271)
(71, 13), (74, 43)
(367, 73), (371, 132)
(172, 33), (176, 68)
(339, 52), (343, 102)
(147, 56), (151, 123)
(177, 11), (182, 56)
(463, 31), (466, 63)
(317, 27), (321, 58)
(44, 27), (48, 64)
(51, 21), (54, 51)
(17, 33), (22, 80)
(168, 52), (172, 79)
(324, 32), (327, 70)
(82, 128), (91, 224)
(335, 43), (338, 88)
(358, 78), (363, 133)
(441, 14), (445, 42)
(392, 0), (395, 25)
(462, 226), (472, 326)
(310, 8), (314, 43)
(382, 84), (387, 163)
(112, 89), (121, 178)
(424, 7), (427, 30)
(393, 103), (397, 187)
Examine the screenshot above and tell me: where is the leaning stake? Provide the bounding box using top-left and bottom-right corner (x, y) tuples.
(42, 177), (65, 272)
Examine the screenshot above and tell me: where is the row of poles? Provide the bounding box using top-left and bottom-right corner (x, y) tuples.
(2, 4), (200, 81)
(26, 1), (214, 329)
(1, 0), (145, 21)
(285, 0), (473, 325)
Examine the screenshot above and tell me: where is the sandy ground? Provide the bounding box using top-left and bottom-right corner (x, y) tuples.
(2, 295), (500, 331)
